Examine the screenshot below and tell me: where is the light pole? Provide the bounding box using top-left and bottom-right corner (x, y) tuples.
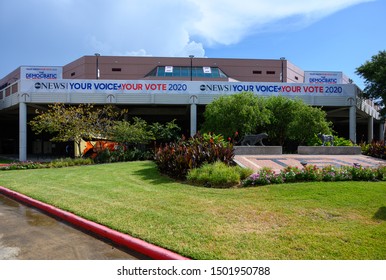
(189, 55), (194, 81)
(95, 53), (100, 79)
(280, 57), (285, 83)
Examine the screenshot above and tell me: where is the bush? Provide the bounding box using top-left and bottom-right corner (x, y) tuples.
(297, 165), (322, 181)
(1, 161), (44, 170)
(242, 164), (385, 187)
(187, 161), (252, 188)
(243, 167), (284, 186)
(376, 166), (386, 181)
(48, 157), (94, 168)
(308, 133), (354, 146)
(154, 133), (234, 180)
(361, 141), (386, 159)
(0, 158), (94, 170)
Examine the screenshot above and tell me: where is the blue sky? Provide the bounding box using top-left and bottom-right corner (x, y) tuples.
(0, 0), (384, 88)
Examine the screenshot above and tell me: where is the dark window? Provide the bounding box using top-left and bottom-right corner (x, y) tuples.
(253, 70), (262, 74)
(112, 68), (121, 72)
(266, 71), (276, 75)
(145, 66), (228, 78)
(71, 72), (75, 76)
(295, 76), (299, 80)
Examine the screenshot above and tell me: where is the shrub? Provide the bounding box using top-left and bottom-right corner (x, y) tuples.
(280, 166), (301, 183)
(375, 166), (386, 181)
(242, 164), (386, 187)
(2, 161), (44, 170)
(361, 141), (386, 159)
(154, 133), (234, 180)
(243, 167), (285, 187)
(322, 165), (352, 181)
(308, 133), (354, 146)
(187, 161), (252, 188)
(298, 165), (322, 181)
(0, 158), (94, 170)
(48, 157), (94, 168)
(349, 165), (378, 181)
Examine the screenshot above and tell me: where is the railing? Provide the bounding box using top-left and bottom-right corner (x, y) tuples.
(0, 80), (19, 100)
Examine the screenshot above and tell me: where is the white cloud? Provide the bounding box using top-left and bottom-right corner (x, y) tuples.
(1, 0), (373, 60)
(188, 0), (373, 45)
(81, 0), (372, 56)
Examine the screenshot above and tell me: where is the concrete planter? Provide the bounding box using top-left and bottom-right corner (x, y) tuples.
(297, 146), (362, 155)
(234, 146), (282, 155)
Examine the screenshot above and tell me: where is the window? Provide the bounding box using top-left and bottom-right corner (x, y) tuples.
(253, 70), (262, 74)
(145, 66), (228, 78)
(112, 68), (121, 72)
(295, 76), (299, 80)
(266, 71), (276, 75)
(71, 72), (75, 76)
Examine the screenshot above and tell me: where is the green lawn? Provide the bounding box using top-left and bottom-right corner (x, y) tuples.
(0, 161), (385, 260)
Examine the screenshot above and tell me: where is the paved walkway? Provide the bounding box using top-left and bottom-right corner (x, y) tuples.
(234, 154), (386, 173)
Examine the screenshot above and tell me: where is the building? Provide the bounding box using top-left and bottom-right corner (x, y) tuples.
(0, 55), (383, 161)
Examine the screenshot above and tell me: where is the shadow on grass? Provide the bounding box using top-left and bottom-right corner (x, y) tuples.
(132, 165), (178, 185)
(373, 207), (386, 221)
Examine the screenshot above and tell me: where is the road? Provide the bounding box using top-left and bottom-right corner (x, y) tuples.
(0, 194), (149, 260)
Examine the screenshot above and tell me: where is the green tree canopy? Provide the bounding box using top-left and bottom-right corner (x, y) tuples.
(263, 96), (298, 146)
(201, 92), (271, 139)
(263, 96), (332, 146)
(288, 101), (332, 145)
(202, 93), (332, 148)
(356, 50), (386, 116)
(108, 117), (154, 145)
(29, 103), (124, 155)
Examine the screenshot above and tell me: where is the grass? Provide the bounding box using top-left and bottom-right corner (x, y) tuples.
(0, 161), (385, 260)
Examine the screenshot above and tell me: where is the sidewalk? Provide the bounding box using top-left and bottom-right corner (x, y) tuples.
(234, 154), (386, 173)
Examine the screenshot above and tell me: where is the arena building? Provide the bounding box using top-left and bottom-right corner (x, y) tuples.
(0, 55), (383, 161)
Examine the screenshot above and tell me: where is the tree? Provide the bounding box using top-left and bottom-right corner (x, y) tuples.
(263, 96), (332, 146)
(356, 50), (386, 116)
(29, 103), (124, 155)
(148, 119), (181, 143)
(263, 96), (299, 146)
(108, 117), (154, 146)
(288, 101), (332, 145)
(201, 92), (271, 139)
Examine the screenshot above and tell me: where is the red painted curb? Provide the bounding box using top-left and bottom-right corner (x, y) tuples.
(0, 186), (190, 260)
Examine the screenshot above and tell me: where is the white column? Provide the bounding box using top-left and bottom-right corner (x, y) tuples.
(367, 116), (374, 143)
(190, 103), (197, 137)
(380, 122), (385, 141)
(19, 102), (27, 161)
(349, 105), (356, 143)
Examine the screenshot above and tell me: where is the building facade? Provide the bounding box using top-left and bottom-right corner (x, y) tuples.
(0, 56), (383, 161)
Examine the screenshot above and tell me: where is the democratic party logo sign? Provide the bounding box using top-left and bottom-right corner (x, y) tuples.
(21, 66), (63, 80)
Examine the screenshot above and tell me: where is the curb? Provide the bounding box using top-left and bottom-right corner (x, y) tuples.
(0, 186), (190, 260)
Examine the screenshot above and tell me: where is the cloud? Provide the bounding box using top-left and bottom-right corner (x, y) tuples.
(188, 0), (373, 45)
(82, 0), (372, 57)
(1, 0), (373, 60)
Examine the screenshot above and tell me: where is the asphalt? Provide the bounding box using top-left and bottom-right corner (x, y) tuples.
(0, 193), (149, 260)
(0, 194), (157, 260)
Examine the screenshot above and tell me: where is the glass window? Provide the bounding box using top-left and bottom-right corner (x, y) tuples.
(145, 66), (228, 78)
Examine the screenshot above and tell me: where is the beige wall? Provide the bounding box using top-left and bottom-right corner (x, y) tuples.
(63, 56), (304, 83)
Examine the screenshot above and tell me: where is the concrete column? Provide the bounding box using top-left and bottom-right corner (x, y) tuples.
(349, 105), (356, 144)
(190, 103), (197, 137)
(367, 116), (374, 143)
(19, 102), (27, 161)
(380, 122), (385, 141)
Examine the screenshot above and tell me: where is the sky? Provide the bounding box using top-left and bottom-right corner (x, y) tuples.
(0, 0), (385, 88)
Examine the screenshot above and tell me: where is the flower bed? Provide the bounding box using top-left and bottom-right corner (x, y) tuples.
(242, 165), (386, 187)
